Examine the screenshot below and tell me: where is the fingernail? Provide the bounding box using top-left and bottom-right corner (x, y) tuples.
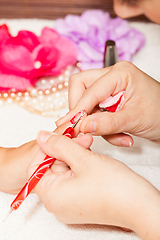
(37, 131), (53, 143)
(121, 139), (132, 147)
(77, 132), (85, 138)
(82, 121), (97, 134)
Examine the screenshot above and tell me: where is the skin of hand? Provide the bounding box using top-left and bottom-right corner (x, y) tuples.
(56, 61), (160, 146)
(113, 0), (160, 25)
(0, 111), (87, 195)
(28, 131), (160, 240)
(0, 141), (39, 194)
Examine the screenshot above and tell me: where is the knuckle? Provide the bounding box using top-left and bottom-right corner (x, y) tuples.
(114, 61), (135, 75)
(115, 60), (133, 69)
(69, 72), (79, 85)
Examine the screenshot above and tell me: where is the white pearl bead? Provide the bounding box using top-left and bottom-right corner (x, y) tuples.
(34, 61), (41, 69)
(41, 79), (46, 85)
(3, 93), (8, 98)
(31, 89), (37, 96)
(50, 79), (55, 84)
(18, 92), (22, 97)
(16, 97), (20, 101)
(65, 70), (70, 76)
(64, 81), (68, 87)
(38, 90), (43, 95)
(77, 62), (81, 68)
(24, 92), (29, 96)
(45, 89), (50, 94)
(59, 75), (63, 81)
(58, 84), (63, 89)
(11, 93), (15, 97)
(52, 87), (56, 92)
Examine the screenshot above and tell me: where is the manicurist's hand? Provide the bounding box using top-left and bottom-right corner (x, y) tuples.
(29, 131), (160, 240)
(56, 61), (160, 146)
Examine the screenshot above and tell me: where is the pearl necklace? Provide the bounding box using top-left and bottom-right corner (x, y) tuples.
(0, 64), (80, 117)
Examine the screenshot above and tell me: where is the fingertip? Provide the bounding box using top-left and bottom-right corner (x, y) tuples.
(55, 110), (79, 127)
(103, 134), (134, 147)
(37, 131), (59, 144)
(121, 138), (133, 147)
(73, 133), (93, 149)
(80, 116), (97, 135)
(55, 117), (66, 127)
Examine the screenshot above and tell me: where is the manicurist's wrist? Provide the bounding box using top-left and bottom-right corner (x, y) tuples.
(132, 182), (160, 240)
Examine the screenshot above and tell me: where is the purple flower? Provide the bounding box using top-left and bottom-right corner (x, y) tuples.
(54, 10), (145, 70)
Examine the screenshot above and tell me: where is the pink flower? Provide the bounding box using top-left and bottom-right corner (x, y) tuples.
(0, 26), (77, 91)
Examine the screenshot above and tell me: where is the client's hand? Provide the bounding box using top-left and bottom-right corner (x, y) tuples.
(0, 141), (38, 194)
(0, 111), (87, 194)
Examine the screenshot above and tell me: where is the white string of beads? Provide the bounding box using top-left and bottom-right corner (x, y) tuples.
(0, 64), (80, 117)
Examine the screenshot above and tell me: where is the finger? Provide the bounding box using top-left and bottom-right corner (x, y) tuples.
(28, 110), (87, 177)
(56, 67), (112, 127)
(102, 133), (133, 147)
(37, 131), (92, 172)
(73, 133), (93, 149)
(80, 108), (133, 136)
(55, 110), (87, 137)
(51, 160), (70, 174)
(50, 134), (93, 173)
(68, 68), (111, 109)
(56, 64), (128, 127)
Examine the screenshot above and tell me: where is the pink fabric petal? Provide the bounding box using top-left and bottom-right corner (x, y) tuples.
(6, 30), (40, 52)
(0, 25), (77, 89)
(0, 24), (11, 46)
(38, 27), (77, 75)
(52, 36), (77, 72)
(99, 91), (125, 112)
(0, 24), (10, 32)
(0, 71), (31, 90)
(39, 27), (60, 45)
(0, 44), (34, 75)
(30, 44), (60, 83)
(32, 44), (59, 68)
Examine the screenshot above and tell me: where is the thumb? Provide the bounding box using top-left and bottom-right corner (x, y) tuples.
(80, 108), (132, 136)
(37, 131), (92, 172)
